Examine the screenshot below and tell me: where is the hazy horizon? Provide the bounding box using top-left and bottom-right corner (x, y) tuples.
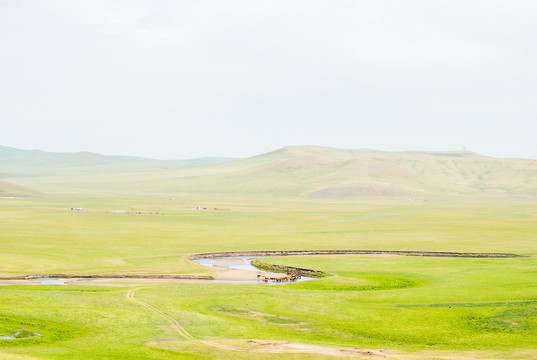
(2, 1), (536, 160)
(3, 143), (537, 162)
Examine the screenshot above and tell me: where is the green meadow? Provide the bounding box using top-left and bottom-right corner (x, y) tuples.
(1, 194), (537, 359)
(1, 195), (536, 277)
(1, 146), (537, 359)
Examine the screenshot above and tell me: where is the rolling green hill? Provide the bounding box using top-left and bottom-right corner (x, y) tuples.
(122, 145), (537, 198)
(0, 180), (42, 197)
(0, 145), (236, 177)
(2, 145), (536, 198)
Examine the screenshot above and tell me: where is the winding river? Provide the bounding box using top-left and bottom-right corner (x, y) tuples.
(0, 256), (312, 286)
(0, 250), (518, 286)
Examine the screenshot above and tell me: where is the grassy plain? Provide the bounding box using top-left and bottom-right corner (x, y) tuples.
(1, 194), (537, 359)
(1, 195), (536, 277)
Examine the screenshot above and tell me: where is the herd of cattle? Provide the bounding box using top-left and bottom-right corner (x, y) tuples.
(257, 272), (302, 283)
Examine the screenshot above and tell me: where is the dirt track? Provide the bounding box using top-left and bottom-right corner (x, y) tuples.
(127, 286), (504, 359)
(126, 287), (386, 357)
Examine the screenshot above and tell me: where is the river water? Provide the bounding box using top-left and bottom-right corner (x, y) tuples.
(192, 256), (260, 271)
(1, 256), (311, 286)
(192, 256), (312, 284)
(0, 331), (42, 340)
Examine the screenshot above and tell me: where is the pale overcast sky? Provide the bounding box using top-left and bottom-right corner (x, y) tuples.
(1, 1), (536, 160)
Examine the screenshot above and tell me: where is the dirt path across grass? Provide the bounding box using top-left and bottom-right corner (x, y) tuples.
(127, 287), (505, 359)
(126, 286), (386, 357)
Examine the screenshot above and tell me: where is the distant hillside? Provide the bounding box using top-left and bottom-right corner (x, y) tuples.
(0, 145), (236, 177)
(141, 146), (537, 198)
(2, 145), (536, 198)
(0, 180), (42, 197)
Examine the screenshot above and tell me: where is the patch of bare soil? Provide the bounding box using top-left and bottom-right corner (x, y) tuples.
(214, 268), (280, 280)
(146, 338), (172, 345)
(243, 340), (386, 357)
(0, 279), (39, 285)
(213, 306), (308, 328)
(64, 278), (244, 286)
(306, 182), (413, 197)
(385, 351), (504, 360)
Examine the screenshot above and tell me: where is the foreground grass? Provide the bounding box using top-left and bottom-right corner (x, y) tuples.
(1, 255), (537, 359)
(140, 256), (537, 352)
(0, 285), (371, 359)
(1, 195), (536, 358)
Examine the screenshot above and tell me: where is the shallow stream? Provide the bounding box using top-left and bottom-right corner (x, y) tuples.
(0, 331), (42, 340)
(192, 256), (312, 284)
(1, 256), (311, 286)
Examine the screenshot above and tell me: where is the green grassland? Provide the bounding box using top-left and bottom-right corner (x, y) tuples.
(1, 195), (536, 277)
(1, 146), (537, 359)
(1, 194), (536, 359)
(141, 255), (537, 353)
(1, 254), (537, 359)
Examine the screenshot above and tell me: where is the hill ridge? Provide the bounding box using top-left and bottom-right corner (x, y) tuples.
(1, 145), (536, 198)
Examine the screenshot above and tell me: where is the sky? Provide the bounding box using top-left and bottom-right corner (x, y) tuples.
(1, 0), (536, 160)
